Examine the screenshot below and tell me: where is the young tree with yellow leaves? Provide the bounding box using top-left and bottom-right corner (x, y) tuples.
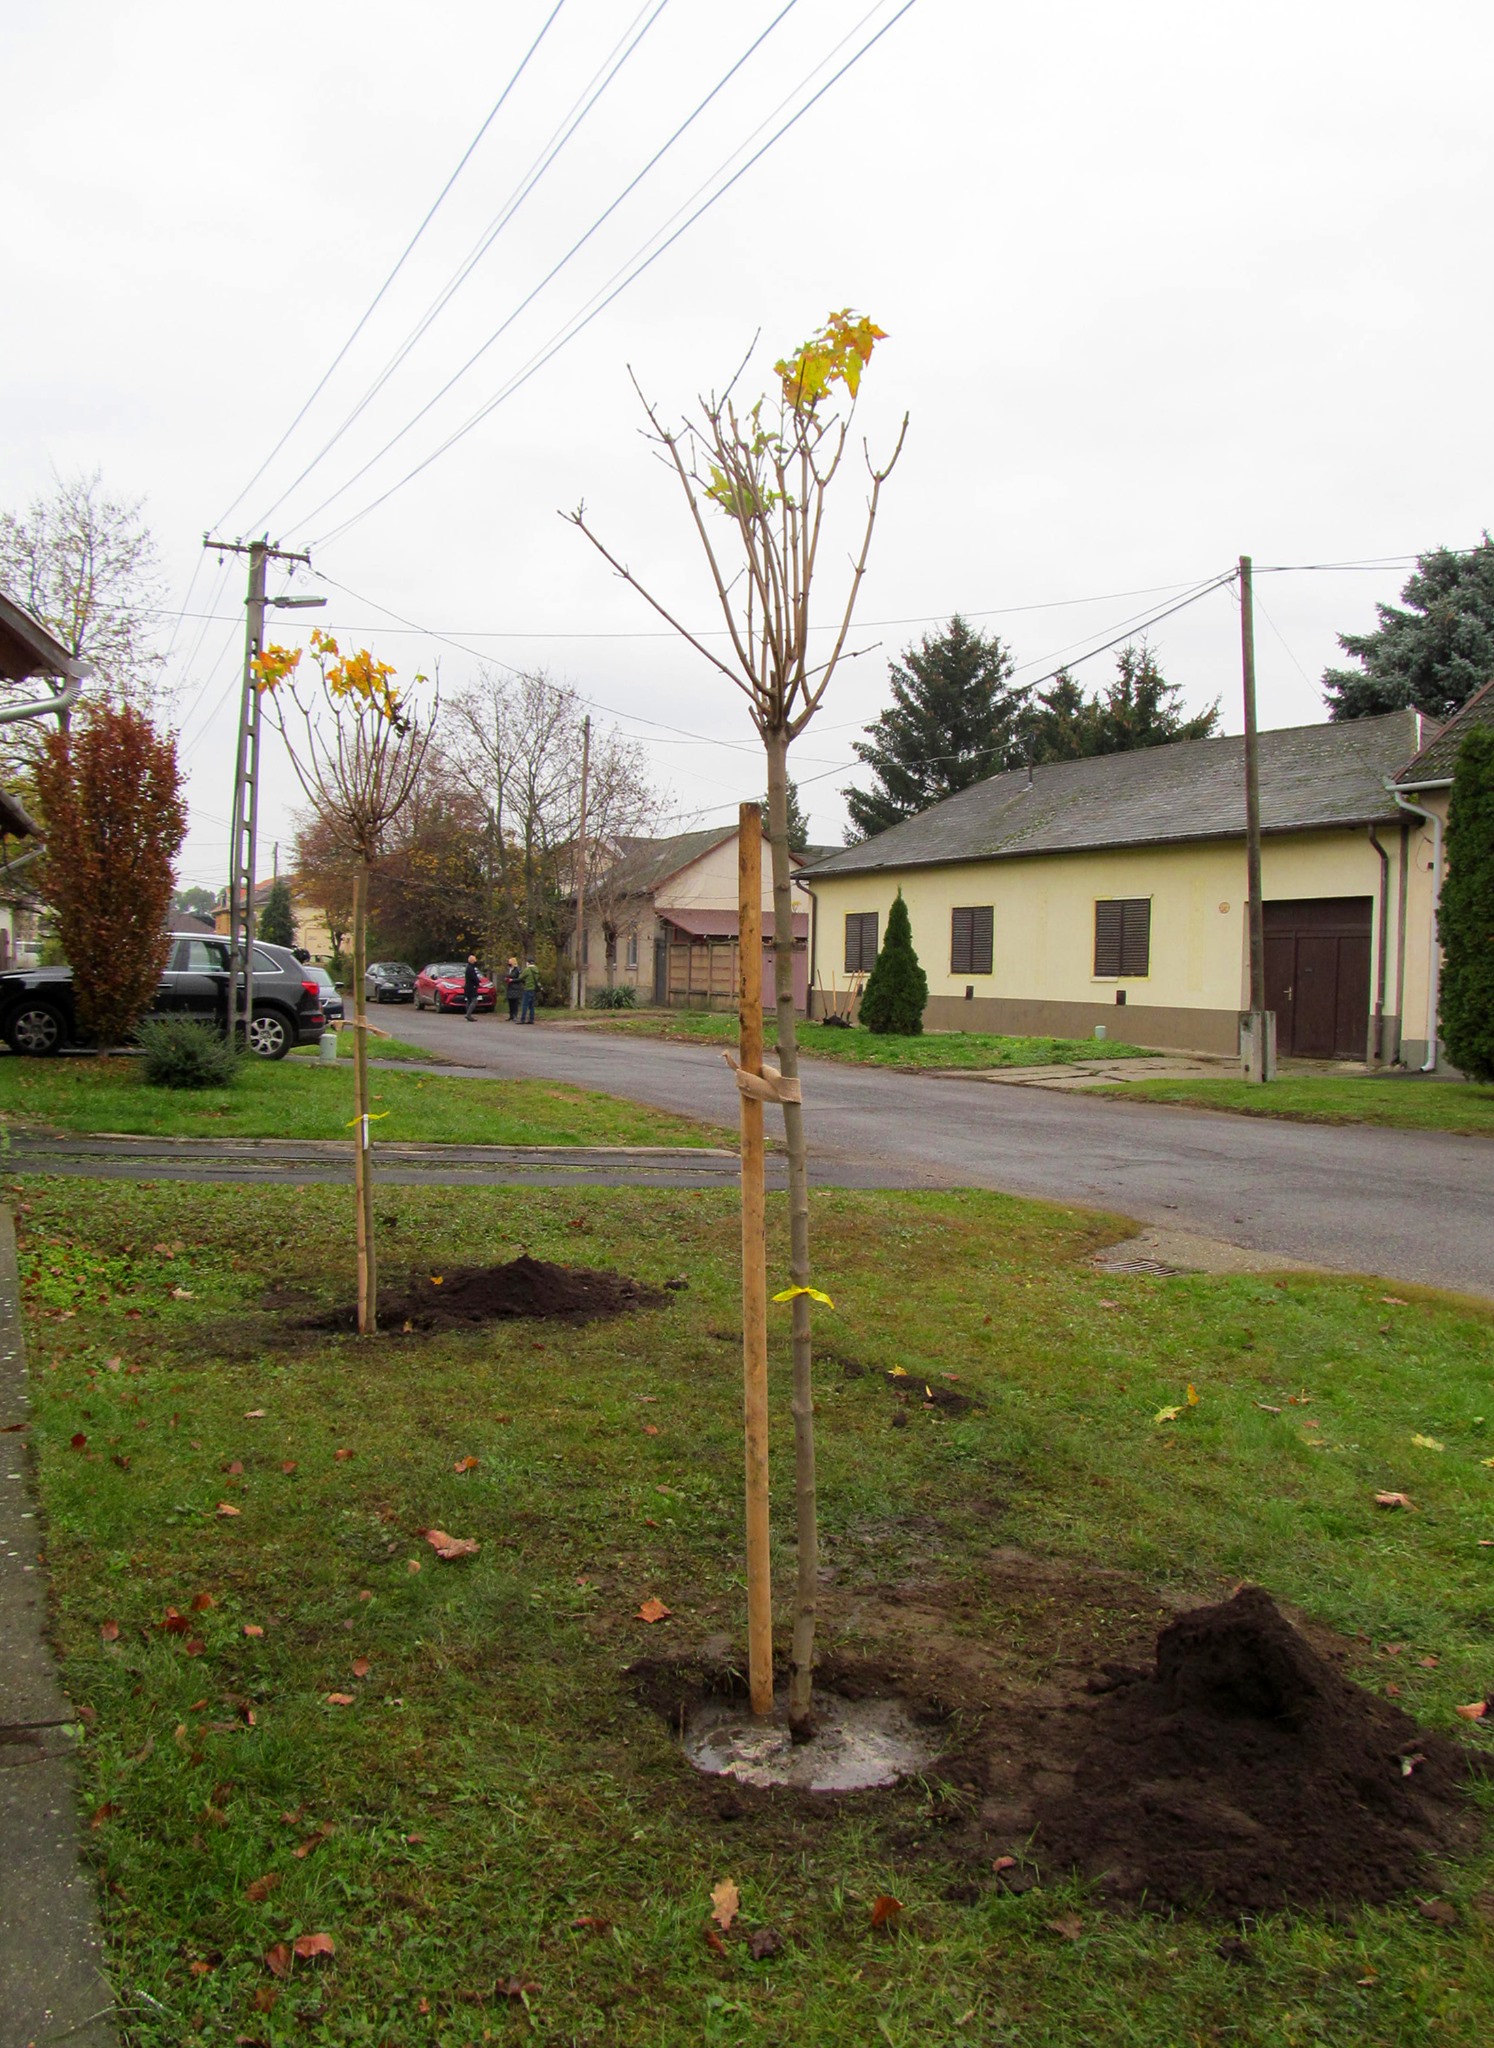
(255, 632), (435, 1333)
(569, 311), (906, 1732)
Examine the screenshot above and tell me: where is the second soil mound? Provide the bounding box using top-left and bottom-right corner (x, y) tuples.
(315, 1255), (667, 1332)
(1024, 1584), (1484, 1911)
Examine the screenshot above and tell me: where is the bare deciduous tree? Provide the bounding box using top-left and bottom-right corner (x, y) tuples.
(569, 311), (905, 1732)
(258, 634), (435, 1334)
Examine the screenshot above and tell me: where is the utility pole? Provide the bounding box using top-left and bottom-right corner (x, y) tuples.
(202, 536), (322, 1050)
(1239, 555), (1275, 1082)
(572, 713), (591, 1008)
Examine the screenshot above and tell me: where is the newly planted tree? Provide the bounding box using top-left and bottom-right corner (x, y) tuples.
(571, 312), (906, 1731)
(255, 633), (434, 1332)
(33, 704), (186, 1046)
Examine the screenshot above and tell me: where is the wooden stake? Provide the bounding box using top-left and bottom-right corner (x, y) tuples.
(351, 864), (376, 1334)
(737, 801), (773, 1715)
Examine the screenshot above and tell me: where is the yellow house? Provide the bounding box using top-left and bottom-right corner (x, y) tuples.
(214, 875), (336, 963)
(800, 707), (1464, 1065)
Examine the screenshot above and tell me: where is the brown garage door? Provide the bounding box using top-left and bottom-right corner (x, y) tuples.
(1263, 898), (1372, 1060)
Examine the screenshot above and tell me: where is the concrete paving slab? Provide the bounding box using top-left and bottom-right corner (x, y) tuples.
(1089, 1226), (1320, 1277)
(0, 1208), (119, 2048)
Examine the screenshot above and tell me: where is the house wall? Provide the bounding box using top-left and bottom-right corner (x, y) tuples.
(579, 831), (789, 1001)
(654, 835), (778, 916)
(1391, 791), (1446, 1068)
(805, 826), (1423, 1058)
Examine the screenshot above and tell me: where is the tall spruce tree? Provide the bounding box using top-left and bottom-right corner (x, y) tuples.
(1018, 668), (1101, 763)
(1088, 644), (1219, 754)
(259, 876), (295, 948)
(858, 889), (927, 1034)
(1437, 726), (1494, 1083)
(1324, 537), (1494, 723)
(844, 615), (1024, 840)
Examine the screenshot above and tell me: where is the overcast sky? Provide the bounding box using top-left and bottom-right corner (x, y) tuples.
(4, 0), (1491, 890)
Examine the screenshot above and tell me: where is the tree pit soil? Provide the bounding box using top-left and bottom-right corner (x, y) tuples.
(634, 1566), (1488, 1917)
(306, 1254), (668, 1333)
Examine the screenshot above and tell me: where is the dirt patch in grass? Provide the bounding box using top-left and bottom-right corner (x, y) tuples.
(307, 1253), (669, 1332)
(633, 1566), (1486, 1918)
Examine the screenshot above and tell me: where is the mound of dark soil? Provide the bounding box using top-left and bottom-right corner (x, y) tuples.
(312, 1255), (667, 1333)
(1024, 1585), (1485, 1912)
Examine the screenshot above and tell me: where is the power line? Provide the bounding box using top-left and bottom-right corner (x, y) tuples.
(283, 0), (802, 541)
(308, 0), (922, 549)
(214, 0), (569, 533)
(248, 0), (677, 534)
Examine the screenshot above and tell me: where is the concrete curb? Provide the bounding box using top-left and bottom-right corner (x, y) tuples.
(0, 1207), (119, 2048)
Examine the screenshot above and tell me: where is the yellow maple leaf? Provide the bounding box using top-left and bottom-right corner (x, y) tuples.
(1411, 1434), (1445, 1452)
(1154, 1405), (1182, 1424)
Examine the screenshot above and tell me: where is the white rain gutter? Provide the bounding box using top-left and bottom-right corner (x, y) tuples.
(1388, 783), (1444, 1072)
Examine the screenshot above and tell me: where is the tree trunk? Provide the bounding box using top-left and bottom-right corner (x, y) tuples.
(351, 864), (377, 1334)
(765, 726), (818, 1736)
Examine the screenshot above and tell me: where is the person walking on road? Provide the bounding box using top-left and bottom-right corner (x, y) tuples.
(519, 957), (539, 1024)
(504, 955), (522, 1021)
(463, 955), (482, 1021)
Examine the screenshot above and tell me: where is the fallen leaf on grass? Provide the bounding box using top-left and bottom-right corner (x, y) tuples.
(710, 1879), (739, 1932)
(334, 1447), (355, 1462)
(1416, 1897), (1458, 1926)
(424, 1529), (479, 1560)
(221, 1460), (243, 1475)
(1255, 1401), (1282, 1414)
(1385, 1682), (1402, 1697)
(407, 1559), (421, 1573)
(293, 1933), (335, 1961)
(184, 1638), (206, 1658)
(1186, 1384), (1199, 1406)
(636, 1597), (671, 1624)
(747, 1926), (784, 1960)
(281, 1460), (297, 1474)
(1418, 1655), (1439, 1669)
(703, 1927), (727, 1956)
(252, 1983), (280, 2011)
(1454, 1700), (1488, 1721)
(358, 1589), (372, 1601)
(216, 1502), (242, 1518)
(89, 1802), (119, 1829)
(351, 1657), (371, 1679)
(190, 1592), (214, 1611)
(642, 1424), (659, 1437)
(245, 1873), (280, 1903)
(453, 1455), (479, 1473)
(243, 1624), (264, 1637)
(69, 1432), (87, 1450)
(244, 1409), (266, 1419)
(1381, 1296), (1409, 1307)
(1375, 1492), (1417, 1510)
(295, 1825), (334, 1858)
(1047, 1912), (1084, 1940)
(187, 1958), (213, 1975)
(869, 1894), (902, 1929)
(1153, 1405), (1182, 1424)
(992, 1855), (1018, 1874)
(1411, 1434), (1445, 1452)
(160, 1608), (190, 1635)
(325, 1692), (355, 1706)
(100, 1619), (119, 1642)
(263, 1943), (292, 1979)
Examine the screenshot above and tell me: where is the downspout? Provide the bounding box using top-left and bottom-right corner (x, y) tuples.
(1389, 785), (1444, 1071)
(1366, 826), (1390, 1066)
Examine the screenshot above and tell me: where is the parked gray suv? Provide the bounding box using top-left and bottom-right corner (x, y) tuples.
(0, 934), (326, 1060)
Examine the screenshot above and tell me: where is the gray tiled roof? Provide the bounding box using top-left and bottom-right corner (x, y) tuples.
(602, 826), (738, 898)
(802, 709), (1424, 880)
(1393, 679), (1494, 785)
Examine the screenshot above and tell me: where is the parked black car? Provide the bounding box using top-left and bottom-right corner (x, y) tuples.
(0, 934), (326, 1060)
(365, 961), (416, 1004)
(306, 963), (344, 1023)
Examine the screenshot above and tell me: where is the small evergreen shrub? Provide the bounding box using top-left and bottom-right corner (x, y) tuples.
(589, 984), (638, 1009)
(137, 1017), (241, 1090)
(1438, 726), (1494, 1083)
(858, 890), (928, 1034)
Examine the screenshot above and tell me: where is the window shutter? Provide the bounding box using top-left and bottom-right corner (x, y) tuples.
(1094, 899), (1124, 977)
(845, 912), (879, 974)
(970, 905), (993, 975)
(1120, 898), (1151, 977)
(951, 907), (972, 975)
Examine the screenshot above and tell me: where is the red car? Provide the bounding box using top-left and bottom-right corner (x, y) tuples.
(414, 961), (496, 1013)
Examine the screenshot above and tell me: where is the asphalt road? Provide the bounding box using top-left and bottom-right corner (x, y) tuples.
(385, 1008), (1494, 1301)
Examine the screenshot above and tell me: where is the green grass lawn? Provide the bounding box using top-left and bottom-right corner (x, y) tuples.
(1088, 1073), (1494, 1137)
(289, 1031), (448, 1066)
(14, 1177), (1494, 2046)
(0, 1056), (722, 1149)
(586, 1010), (1157, 1070)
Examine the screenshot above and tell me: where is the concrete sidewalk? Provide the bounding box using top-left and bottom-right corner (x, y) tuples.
(0, 1208), (118, 2048)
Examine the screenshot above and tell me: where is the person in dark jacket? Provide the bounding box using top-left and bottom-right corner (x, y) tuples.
(504, 955), (522, 1021)
(463, 955), (482, 1020)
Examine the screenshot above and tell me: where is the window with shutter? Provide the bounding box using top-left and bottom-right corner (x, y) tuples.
(1093, 898), (1151, 977)
(844, 911), (879, 973)
(950, 905), (993, 975)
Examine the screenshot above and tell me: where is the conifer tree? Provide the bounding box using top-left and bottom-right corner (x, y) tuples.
(259, 876), (295, 948)
(844, 615), (1023, 839)
(1325, 538), (1494, 724)
(1437, 726), (1494, 1083)
(1090, 644), (1219, 754)
(858, 889), (927, 1034)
